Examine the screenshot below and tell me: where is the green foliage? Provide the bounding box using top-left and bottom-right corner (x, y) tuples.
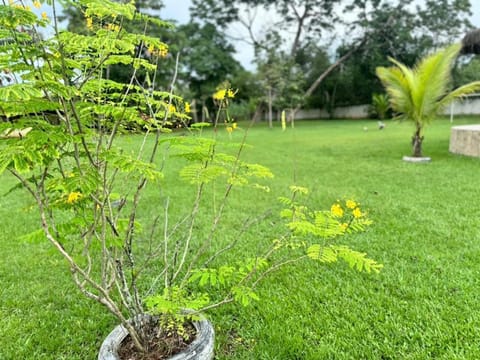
(5, 119), (480, 359)
(0, 125), (71, 174)
(307, 245), (383, 273)
(103, 150), (164, 181)
(183, 187), (380, 314)
(145, 287), (210, 339)
(454, 57), (480, 87)
(276, 190), (379, 272)
(146, 287), (210, 319)
(0, 1), (381, 356)
(166, 135), (273, 187)
(370, 93), (390, 120)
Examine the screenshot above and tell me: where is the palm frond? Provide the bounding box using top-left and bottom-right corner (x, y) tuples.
(377, 43), (470, 126)
(376, 65), (413, 119)
(413, 44), (461, 124)
(439, 81), (480, 108)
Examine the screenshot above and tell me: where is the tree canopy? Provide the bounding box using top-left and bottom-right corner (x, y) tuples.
(60, 0), (477, 120)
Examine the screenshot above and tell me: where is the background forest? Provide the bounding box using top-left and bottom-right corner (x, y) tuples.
(62, 0), (480, 123)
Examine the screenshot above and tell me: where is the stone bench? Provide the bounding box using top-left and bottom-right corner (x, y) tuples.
(449, 124), (480, 157)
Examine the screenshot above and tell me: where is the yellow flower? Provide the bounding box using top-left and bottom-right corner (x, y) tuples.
(185, 102), (191, 113)
(106, 23), (120, 32)
(147, 44), (155, 53)
(86, 17), (93, 30)
(41, 11), (48, 20)
(227, 89), (236, 98)
(352, 207), (362, 218)
(213, 89), (226, 101)
(168, 104), (176, 113)
(160, 49), (168, 58)
(340, 223), (349, 232)
(346, 200), (357, 209)
(226, 126), (233, 134)
(66, 192), (82, 204)
(33, 0), (41, 9)
(331, 203), (344, 218)
(155, 44), (168, 58)
(232, 122), (237, 129)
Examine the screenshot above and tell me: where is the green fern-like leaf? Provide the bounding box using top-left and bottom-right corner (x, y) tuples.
(231, 285), (260, 307)
(0, 83), (42, 102)
(82, 0), (136, 20)
(313, 211), (344, 238)
(103, 150), (163, 181)
(189, 266), (236, 288)
(307, 244), (382, 273)
(307, 244), (338, 263)
(289, 185), (309, 195)
(179, 163), (227, 184)
(334, 245), (383, 273)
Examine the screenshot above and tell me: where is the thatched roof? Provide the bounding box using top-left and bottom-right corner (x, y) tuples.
(461, 28), (480, 55)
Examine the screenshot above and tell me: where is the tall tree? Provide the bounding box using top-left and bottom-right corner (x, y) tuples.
(309, 0), (474, 107)
(191, 0), (368, 113)
(176, 22), (243, 122)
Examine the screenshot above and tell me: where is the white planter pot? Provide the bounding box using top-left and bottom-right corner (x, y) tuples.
(402, 156), (431, 163)
(98, 315), (214, 360)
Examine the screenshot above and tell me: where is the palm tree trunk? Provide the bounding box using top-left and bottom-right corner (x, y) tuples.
(412, 125), (424, 157)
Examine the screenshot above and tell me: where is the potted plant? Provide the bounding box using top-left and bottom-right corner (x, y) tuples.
(0, 1), (382, 359)
(376, 43), (480, 162)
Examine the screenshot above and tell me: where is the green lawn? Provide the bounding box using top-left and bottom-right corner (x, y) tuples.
(2, 117), (480, 359)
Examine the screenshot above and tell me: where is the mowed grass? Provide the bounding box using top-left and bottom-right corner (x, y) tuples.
(2, 117), (480, 359)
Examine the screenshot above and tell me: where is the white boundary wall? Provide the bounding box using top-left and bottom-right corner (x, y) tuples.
(293, 97), (480, 120)
(295, 105), (369, 120)
(444, 97), (480, 116)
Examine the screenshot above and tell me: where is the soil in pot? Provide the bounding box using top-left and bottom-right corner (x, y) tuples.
(118, 318), (196, 360)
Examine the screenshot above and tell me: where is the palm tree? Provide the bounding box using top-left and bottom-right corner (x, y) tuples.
(376, 43), (480, 158)
(371, 93), (390, 120)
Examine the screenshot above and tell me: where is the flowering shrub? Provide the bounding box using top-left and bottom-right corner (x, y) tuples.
(0, 0), (381, 356)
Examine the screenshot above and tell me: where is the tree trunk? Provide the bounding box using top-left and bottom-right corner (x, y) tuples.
(191, 99), (198, 123)
(268, 88), (273, 128)
(252, 104), (262, 123)
(293, 37), (367, 115)
(412, 126), (424, 157)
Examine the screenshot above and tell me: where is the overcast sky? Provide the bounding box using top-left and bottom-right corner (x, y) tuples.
(30, 0), (480, 70)
(161, 0), (480, 70)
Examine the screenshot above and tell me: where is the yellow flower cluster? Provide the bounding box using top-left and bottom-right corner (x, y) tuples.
(346, 200), (357, 209)
(106, 23), (121, 32)
(226, 123), (238, 134)
(185, 102), (191, 113)
(11, 3), (31, 11)
(158, 45), (168, 58)
(33, 0), (41, 9)
(331, 199), (363, 219)
(331, 203), (344, 217)
(213, 88), (236, 101)
(352, 207), (362, 219)
(86, 17), (93, 30)
(66, 192), (82, 204)
(148, 44), (168, 58)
